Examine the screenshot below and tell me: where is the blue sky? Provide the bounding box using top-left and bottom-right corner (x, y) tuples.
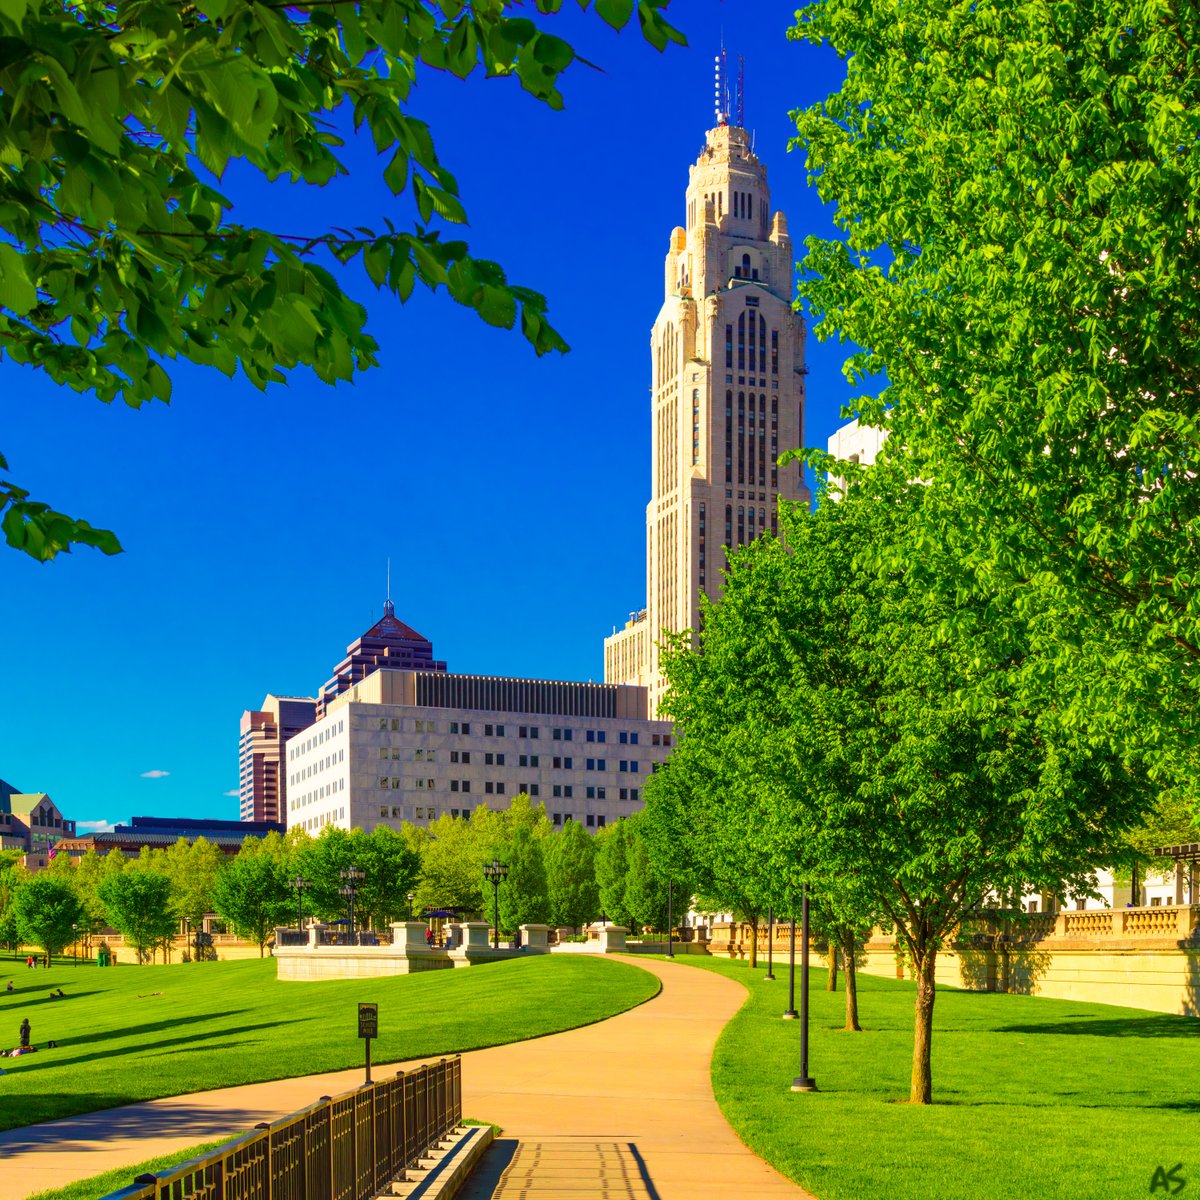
(0, 1), (860, 828)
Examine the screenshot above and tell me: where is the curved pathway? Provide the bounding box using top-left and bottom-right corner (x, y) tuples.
(0, 955), (810, 1200)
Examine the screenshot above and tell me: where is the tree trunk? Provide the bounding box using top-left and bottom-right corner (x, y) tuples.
(827, 943), (839, 991)
(747, 917), (759, 969)
(841, 930), (861, 1031)
(910, 947), (937, 1103)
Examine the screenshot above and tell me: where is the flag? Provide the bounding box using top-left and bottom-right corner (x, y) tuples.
(48, 841), (58, 860)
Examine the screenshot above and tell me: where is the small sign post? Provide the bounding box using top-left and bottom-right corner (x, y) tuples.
(358, 1003), (378, 1084)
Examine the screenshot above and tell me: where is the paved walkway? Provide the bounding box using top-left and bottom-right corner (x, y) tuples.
(0, 955), (810, 1200)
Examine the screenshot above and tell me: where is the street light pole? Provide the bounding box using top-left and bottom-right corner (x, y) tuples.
(765, 907), (775, 981)
(792, 883), (818, 1092)
(72, 922), (77, 967)
(783, 913), (798, 1019)
(482, 859), (509, 950)
(666, 879), (674, 959)
(407, 892), (415, 921)
(293, 875), (309, 933)
(338, 866), (365, 943)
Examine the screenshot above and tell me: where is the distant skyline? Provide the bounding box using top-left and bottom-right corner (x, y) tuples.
(1, 2), (861, 827)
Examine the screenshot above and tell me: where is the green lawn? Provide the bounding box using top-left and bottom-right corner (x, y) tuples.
(677, 956), (1199, 1200)
(0, 954), (658, 1131)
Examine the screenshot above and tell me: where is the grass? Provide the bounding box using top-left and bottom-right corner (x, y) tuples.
(0, 953), (658, 1131)
(676, 956), (1200, 1200)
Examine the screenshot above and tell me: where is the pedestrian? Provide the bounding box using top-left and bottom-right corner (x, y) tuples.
(19, 1018), (30, 1049)
(42, 955), (49, 968)
(425, 927), (434, 947)
(25, 956), (32, 970)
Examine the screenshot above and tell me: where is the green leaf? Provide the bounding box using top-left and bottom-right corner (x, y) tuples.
(0, 0), (27, 28)
(0, 244), (37, 316)
(595, 0), (634, 30)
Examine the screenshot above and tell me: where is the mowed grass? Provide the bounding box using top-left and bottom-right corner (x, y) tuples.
(678, 956), (1200, 1200)
(0, 954), (658, 1130)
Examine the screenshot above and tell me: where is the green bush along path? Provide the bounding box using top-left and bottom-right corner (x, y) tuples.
(684, 957), (1198, 1200)
(0, 955), (658, 1130)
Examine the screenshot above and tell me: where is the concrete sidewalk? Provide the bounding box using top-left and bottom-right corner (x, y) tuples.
(0, 955), (811, 1200)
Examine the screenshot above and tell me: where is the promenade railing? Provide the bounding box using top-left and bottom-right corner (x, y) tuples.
(101, 1056), (462, 1200)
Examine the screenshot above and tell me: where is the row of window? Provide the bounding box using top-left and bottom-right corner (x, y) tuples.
(292, 777), (346, 809)
(290, 719), (345, 760)
(553, 813), (609, 828)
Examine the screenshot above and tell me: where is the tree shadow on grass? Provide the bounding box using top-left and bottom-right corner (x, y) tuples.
(996, 1013), (1200, 1038)
(10, 1018), (300, 1074)
(26, 1010), (246, 1053)
(0, 986), (106, 1002)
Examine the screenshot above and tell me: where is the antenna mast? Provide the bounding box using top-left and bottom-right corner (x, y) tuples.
(737, 55), (745, 129)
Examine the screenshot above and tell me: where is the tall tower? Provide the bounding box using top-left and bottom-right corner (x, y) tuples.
(604, 103), (811, 715)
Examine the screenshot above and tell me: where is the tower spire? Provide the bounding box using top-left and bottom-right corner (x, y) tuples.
(384, 559), (394, 619)
(714, 45), (729, 127)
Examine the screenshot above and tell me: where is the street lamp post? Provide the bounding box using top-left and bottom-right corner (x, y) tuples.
(407, 892), (415, 921)
(783, 913), (798, 1020)
(666, 879), (674, 959)
(482, 859), (508, 950)
(791, 883), (818, 1092)
(338, 866), (365, 943)
(293, 875), (310, 933)
(765, 907), (775, 981)
(72, 922), (77, 968)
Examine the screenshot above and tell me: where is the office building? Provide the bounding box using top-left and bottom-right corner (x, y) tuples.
(286, 669), (673, 834)
(604, 113), (812, 713)
(239, 694), (318, 823)
(0, 780), (76, 869)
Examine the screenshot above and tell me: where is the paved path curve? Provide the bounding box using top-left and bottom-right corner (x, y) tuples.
(0, 955), (810, 1200)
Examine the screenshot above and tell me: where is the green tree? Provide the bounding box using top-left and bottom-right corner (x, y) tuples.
(73, 849), (127, 934)
(545, 819), (599, 932)
(790, 0), (1200, 787)
(13, 873), (82, 959)
(660, 480), (1154, 1103)
(0, 0), (683, 560)
(212, 844), (293, 955)
(163, 837), (224, 929)
(97, 869), (177, 964)
(622, 813), (674, 936)
(594, 820), (633, 930)
(353, 825), (422, 926)
(497, 823), (550, 935)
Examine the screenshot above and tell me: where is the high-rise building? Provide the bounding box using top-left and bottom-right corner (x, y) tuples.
(604, 115), (812, 713)
(238, 694), (318, 822)
(285, 669), (672, 835)
(317, 599), (447, 717)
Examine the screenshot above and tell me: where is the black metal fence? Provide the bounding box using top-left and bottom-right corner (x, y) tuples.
(102, 1057), (462, 1200)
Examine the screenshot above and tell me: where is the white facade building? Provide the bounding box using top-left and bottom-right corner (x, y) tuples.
(285, 669), (673, 834)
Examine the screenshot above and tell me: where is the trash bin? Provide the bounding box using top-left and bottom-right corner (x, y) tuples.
(97, 950), (110, 967)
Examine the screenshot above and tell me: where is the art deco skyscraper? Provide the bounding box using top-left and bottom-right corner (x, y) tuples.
(604, 114), (811, 715)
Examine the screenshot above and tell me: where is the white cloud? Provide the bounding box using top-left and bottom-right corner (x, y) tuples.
(76, 819), (114, 832)
(140, 769), (170, 779)
(223, 789), (240, 798)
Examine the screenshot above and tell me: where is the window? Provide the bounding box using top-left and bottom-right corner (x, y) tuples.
(462, 781), (470, 793)
(586, 730), (595, 742)
(630, 733), (639, 745)
(553, 813), (563, 826)
(485, 782), (494, 794)
(451, 780), (459, 792)
(485, 724), (493, 736)
(630, 761), (639, 772)
(391, 806), (402, 818)
(586, 815), (595, 827)
(380, 806), (388, 817)
(597, 815), (606, 827)
(380, 747), (388, 760)
(530, 727), (539, 738)
(451, 721), (459, 733)
(620, 788), (628, 800)
(564, 786), (573, 798)
(586, 786), (596, 799)
(652, 734), (661, 746)
(451, 751), (460, 763)
(380, 777), (390, 789)
(462, 751), (471, 764)
(553, 784), (562, 798)
(620, 761), (628, 773)
(485, 752), (494, 765)
(530, 754), (539, 767)
(553, 728), (561, 741)
(597, 731), (606, 744)
(391, 718), (400, 731)
(519, 726), (527, 738)
(497, 724), (505, 736)
(519, 754), (528, 768)
(619, 731), (628, 745)
(631, 788), (639, 802)
(565, 757), (573, 769)
(497, 753), (505, 766)
(530, 784), (540, 797)
(663, 735), (672, 747)
(597, 787), (606, 800)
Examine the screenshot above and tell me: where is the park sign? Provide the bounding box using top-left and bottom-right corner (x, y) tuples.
(358, 1003), (378, 1040)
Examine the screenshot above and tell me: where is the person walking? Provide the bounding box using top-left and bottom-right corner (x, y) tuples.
(18, 1018), (30, 1049)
